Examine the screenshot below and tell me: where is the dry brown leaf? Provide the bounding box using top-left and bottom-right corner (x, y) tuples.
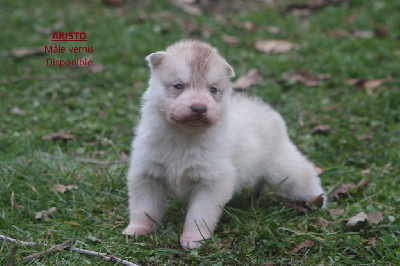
(353, 30), (373, 38)
(105, 0), (125, 6)
(222, 35), (241, 46)
(285, 194), (324, 213)
(11, 191), (15, 210)
(266, 26), (281, 34)
(329, 207), (344, 217)
(292, 238), (316, 253)
(27, 183), (38, 194)
(180, 18), (198, 35)
(282, 71), (331, 87)
(243, 21), (257, 32)
(367, 212), (384, 224)
(361, 169), (371, 175)
(345, 212), (368, 226)
(35, 207), (57, 219)
(311, 125), (330, 135)
(255, 40), (299, 54)
(285, 202), (309, 213)
(357, 135), (374, 141)
(306, 194), (325, 209)
(201, 24), (212, 39)
(358, 178), (372, 190)
(60, 221), (83, 226)
(328, 183), (358, 200)
(85, 62), (104, 73)
(329, 29), (351, 38)
(374, 25), (389, 38)
(171, 0), (202, 15)
(6, 47), (45, 58)
(345, 211), (383, 227)
(53, 184), (77, 193)
(347, 77), (388, 96)
(42, 132), (75, 141)
(232, 68), (261, 90)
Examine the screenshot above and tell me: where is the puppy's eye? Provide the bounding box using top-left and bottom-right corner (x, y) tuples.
(173, 84), (184, 90)
(210, 87), (217, 94)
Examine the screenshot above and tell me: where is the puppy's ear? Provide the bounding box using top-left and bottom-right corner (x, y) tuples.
(225, 62), (235, 78)
(146, 51), (167, 69)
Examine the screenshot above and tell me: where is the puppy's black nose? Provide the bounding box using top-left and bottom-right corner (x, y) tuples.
(191, 104), (207, 114)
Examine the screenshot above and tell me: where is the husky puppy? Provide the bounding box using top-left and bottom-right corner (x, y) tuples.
(123, 40), (325, 249)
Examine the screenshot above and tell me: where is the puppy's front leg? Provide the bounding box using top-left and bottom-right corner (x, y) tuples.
(123, 174), (167, 236)
(181, 179), (234, 249)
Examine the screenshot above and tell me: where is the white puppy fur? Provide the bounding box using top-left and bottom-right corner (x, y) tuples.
(123, 40), (325, 249)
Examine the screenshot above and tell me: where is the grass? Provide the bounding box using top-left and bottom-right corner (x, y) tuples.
(1, 0), (399, 264)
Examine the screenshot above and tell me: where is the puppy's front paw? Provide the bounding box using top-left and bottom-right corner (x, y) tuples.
(180, 232), (209, 249)
(122, 223), (152, 236)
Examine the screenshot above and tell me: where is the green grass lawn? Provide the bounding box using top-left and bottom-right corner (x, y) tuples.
(1, 0), (399, 264)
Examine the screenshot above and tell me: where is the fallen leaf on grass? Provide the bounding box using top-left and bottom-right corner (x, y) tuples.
(171, 0), (202, 16)
(42, 132), (75, 141)
(367, 212), (384, 224)
(328, 184), (358, 200)
(357, 135), (374, 141)
(242, 21), (257, 32)
(353, 30), (374, 39)
(311, 125), (330, 135)
(27, 183), (38, 194)
(329, 29), (351, 39)
(222, 35), (241, 46)
(306, 194), (325, 209)
(374, 25), (389, 38)
(105, 0), (125, 6)
(53, 184), (77, 193)
(329, 207), (344, 217)
(292, 238), (316, 253)
(345, 211), (383, 227)
(180, 18), (198, 35)
(361, 169), (371, 175)
(329, 179), (373, 200)
(285, 194), (325, 213)
(35, 207), (57, 219)
(255, 40), (299, 54)
(75, 58), (104, 73)
(232, 68), (261, 90)
(60, 221), (83, 226)
(347, 77), (389, 96)
(358, 178), (372, 189)
(266, 26), (281, 34)
(282, 71), (331, 86)
(5, 47), (45, 58)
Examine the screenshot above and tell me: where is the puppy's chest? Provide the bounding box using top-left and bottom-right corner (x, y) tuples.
(147, 145), (215, 199)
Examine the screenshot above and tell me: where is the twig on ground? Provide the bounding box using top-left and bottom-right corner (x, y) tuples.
(21, 238), (76, 264)
(0, 234), (137, 266)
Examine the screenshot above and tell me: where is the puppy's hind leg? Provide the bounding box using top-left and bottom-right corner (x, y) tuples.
(263, 139), (325, 204)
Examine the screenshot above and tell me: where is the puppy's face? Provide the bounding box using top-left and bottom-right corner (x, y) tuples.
(146, 40), (235, 129)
